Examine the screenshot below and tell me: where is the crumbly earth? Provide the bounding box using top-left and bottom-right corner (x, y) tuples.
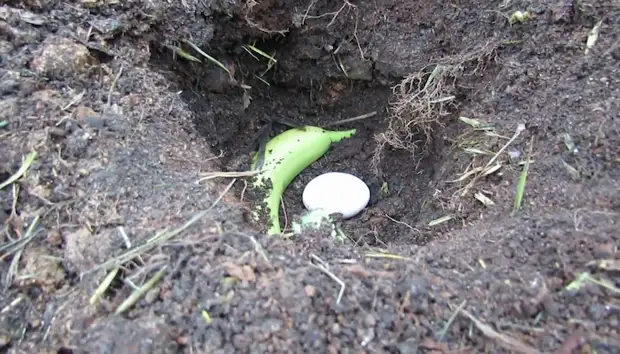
(1, 0), (619, 353)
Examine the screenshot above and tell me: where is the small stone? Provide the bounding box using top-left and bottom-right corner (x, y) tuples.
(85, 115), (106, 129)
(0, 6), (11, 21)
(48, 127), (67, 138)
(74, 105), (97, 120)
(364, 313), (376, 327)
(304, 285), (316, 297)
(357, 327), (375, 345)
(144, 288), (160, 304)
(51, 185), (72, 202)
(30, 37), (93, 80)
(396, 338), (419, 353)
(0, 70), (19, 94)
(343, 56), (373, 81)
(18, 10), (47, 25)
(79, 0), (103, 8)
(0, 98), (19, 122)
(66, 128), (92, 157)
(47, 230), (63, 246)
(100, 113), (124, 131)
(242, 265), (255, 282)
(327, 344), (338, 354)
(232, 334), (251, 350)
(550, 0), (573, 23)
(409, 276), (429, 296)
(439, 291), (453, 299)
(62, 119), (80, 134)
(0, 332), (10, 347)
(593, 242), (614, 258)
(29, 317), (41, 328)
(611, 46), (620, 60)
(588, 304), (613, 320)
(20, 0), (55, 10)
(0, 38), (13, 55)
(1, 22), (41, 46)
(89, 18), (122, 35)
(226, 263), (256, 282)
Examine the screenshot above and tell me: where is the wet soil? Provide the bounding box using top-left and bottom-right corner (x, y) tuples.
(1, 0), (619, 353)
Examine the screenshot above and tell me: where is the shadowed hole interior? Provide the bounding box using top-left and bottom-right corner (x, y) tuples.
(146, 24), (493, 245)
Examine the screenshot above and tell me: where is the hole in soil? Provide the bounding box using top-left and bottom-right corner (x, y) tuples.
(148, 37), (446, 246)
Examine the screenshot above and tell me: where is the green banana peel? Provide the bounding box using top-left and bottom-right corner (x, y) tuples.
(249, 126), (356, 235)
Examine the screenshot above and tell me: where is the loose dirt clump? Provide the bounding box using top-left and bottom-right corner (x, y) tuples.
(1, 0), (620, 353)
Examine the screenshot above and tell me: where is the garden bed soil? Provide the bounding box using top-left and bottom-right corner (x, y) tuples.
(1, 0), (619, 353)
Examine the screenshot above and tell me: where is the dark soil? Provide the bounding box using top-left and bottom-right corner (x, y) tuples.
(1, 0), (619, 353)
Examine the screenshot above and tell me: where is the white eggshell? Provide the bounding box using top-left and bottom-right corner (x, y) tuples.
(302, 172), (370, 219)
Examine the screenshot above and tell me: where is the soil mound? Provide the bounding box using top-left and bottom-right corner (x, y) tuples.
(1, 0), (619, 353)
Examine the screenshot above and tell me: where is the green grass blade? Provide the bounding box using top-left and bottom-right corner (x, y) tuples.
(513, 137), (534, 213)
(0, 151), (37, 190)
